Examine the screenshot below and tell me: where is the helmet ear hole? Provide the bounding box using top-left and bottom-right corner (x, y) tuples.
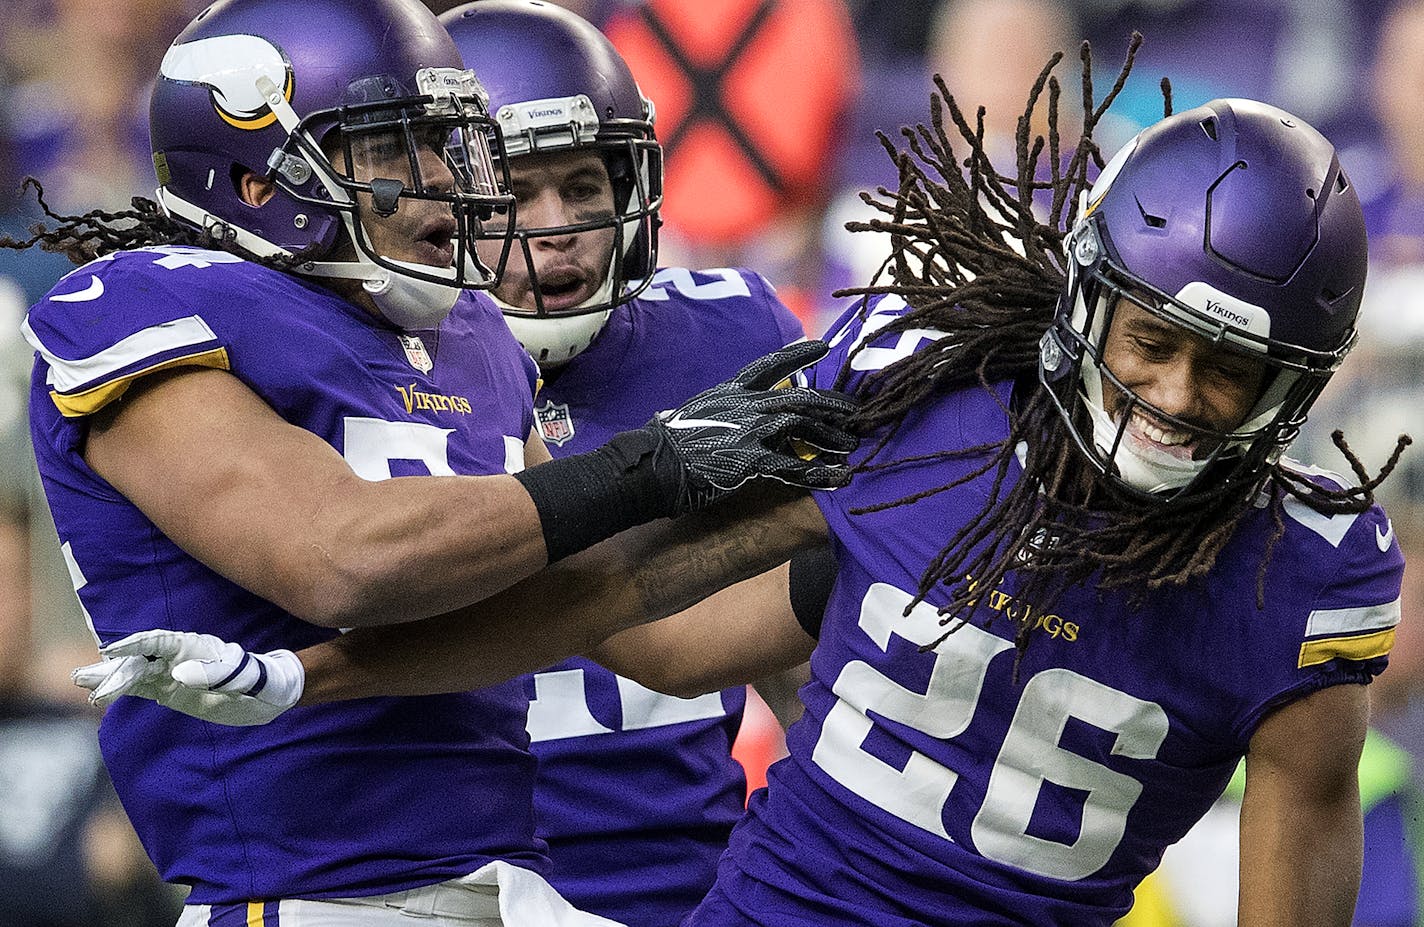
(232, 165), (277, 209)
(229, 164), (250, 197)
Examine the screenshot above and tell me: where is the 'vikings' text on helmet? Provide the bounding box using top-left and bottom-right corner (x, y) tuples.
(149, 0), (515, 329)
(1039, 98), (1367, 503)
(441, 0), (663, 365)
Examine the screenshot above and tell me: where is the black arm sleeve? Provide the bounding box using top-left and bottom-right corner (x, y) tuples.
(788, 543), (837, 640)
(513, 428), (680, 563)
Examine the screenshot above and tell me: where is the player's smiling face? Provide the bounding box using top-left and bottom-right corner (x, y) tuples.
(479, 148), (617, 312)
(1099, 297), (1267, 460)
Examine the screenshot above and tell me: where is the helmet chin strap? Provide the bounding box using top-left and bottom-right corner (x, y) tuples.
(160, 186), (470, 330)
(1082, 390), (1204, 494)
(302, 250), (472, 330)
(360, 261), (462, 330)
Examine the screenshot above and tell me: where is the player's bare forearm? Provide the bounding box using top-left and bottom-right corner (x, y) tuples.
(85, 367), (550, 628)
(626, 485), (824, 622)
(1237, 684), (1368, 926)
(299, 484), (829, 701)
(590, 561), (817, 698)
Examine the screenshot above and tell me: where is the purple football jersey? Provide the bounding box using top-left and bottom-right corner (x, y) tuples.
(687, 296), (1403, 926)
(526, 267), (804, 927)
(25, 247), (542, 904)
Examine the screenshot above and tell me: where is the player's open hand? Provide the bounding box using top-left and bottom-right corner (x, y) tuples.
(72, 629), (305, 726)
(646, 339), (857, 513)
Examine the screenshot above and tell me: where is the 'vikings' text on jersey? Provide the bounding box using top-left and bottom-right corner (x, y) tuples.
(26, 246), (542, 903)
(690, 296), (1402, 927)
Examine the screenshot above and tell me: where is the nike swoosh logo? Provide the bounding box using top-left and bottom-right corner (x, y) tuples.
(663, 416), (740, 431)
(1377, 520), (1395, 552)
(51, 275), (104, 303)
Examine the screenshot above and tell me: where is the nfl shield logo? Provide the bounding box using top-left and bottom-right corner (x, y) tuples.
(536, 401), (576, 446)
(399, 335), (433, 373)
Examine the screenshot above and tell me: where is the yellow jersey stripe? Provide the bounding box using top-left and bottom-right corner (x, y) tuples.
(1305, 598), (1400, 637)
(1298, 627), (1396, 668)
(24, 314), (219, 392)
(246, 901), (264, 927)
(50, 348), (232, 418)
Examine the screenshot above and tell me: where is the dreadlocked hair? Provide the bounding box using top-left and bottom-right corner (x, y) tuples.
(0, 177), (307, 270)
(832, 35), (1409, 663)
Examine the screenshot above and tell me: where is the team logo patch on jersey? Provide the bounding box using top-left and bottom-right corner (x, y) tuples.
(399, 334), (433, 373)
(536, 401), (576, 446)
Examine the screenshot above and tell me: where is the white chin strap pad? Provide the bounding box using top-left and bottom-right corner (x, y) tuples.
(363, 258), (465, 330)
(1083, 397), (1204, 494)
(500, 305), (612, 367)
(492, 260), (621, 366)
(362, 272), (460, 331)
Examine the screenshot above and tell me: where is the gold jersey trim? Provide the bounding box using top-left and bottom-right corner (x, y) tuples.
(50, 347), (232, 418)
(1298, 627), (1396, 669)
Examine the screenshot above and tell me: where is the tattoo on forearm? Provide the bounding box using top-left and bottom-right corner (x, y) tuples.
(630, 487), (808, 620)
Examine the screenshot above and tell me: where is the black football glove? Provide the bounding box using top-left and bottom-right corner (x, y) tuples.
(515, 339), (858, 562)
(642, 339), (857, 514)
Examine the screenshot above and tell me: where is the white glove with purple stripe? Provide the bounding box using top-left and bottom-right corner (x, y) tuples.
(72, 630), (304, 726)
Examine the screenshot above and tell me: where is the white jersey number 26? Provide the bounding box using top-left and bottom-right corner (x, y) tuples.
(811, 583), (1168, 881)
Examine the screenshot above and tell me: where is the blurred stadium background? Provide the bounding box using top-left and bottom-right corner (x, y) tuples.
(1, 1), (1418, 924)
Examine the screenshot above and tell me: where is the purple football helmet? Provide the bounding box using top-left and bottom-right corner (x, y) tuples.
(441, 0), (663, 365)
(150, 0), (515, 329)
(1039, 98), (1367, 503)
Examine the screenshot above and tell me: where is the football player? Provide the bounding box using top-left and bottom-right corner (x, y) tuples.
(438, 4), (804, 925)
(12, 0), (853, 923)
(76, 48), (1403, 927)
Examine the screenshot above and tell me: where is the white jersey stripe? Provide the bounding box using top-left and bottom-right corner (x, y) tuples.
(1305, 597), (1401, 638)
(23, 314), (218, 393)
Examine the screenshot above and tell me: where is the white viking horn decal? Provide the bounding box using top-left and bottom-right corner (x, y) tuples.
(159, 34), (292, 130)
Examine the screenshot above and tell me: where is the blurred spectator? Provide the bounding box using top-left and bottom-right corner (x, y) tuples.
(821, 0), (1082, 324)
(0, 73), (78, 309)
(0, 13), (190, 916)
(603, 0), (860, 332)
(845, 0), (943, 65)
(2, 0), (189, 215)
(1074, 0), (1382, 146)
(0, 501), (183, 927)
(929, 0), (1080, 160)
(1361, 0), (1424, 265)
(1298, 0), (1424, 501)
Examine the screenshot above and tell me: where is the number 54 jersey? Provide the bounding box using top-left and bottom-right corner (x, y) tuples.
(24, 247), (543, 904)
(693, 297), (1404, 927)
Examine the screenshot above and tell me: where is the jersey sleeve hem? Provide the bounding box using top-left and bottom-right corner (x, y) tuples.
(1296, 596), (1400, 668)
(1234, 663), (1380, 744)
(48, 348), (232, 417)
